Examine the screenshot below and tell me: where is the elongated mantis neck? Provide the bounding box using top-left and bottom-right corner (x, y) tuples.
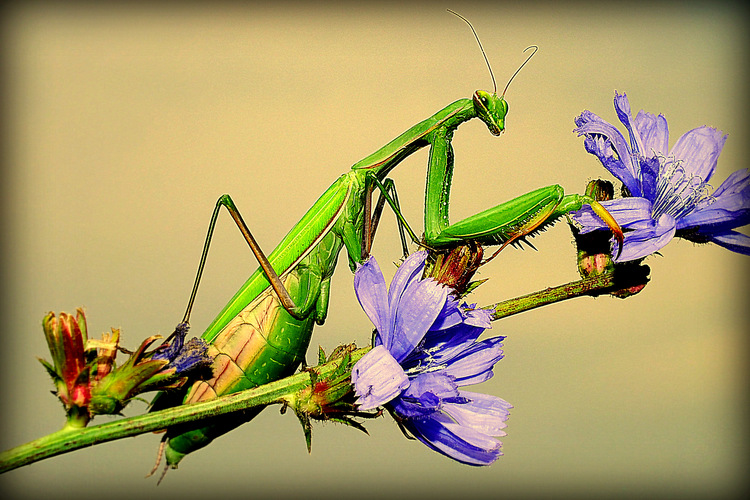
(351, 98), (477, 180)
(437, 98), (479, 130)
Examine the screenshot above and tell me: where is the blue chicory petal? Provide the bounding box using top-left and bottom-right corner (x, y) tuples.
(402, 372), (460, 404)
(407, 323), (492, 374)
(429, 296), (464, 331)
(442, 337), (506, 386)
(390, 276), (448, 362)
(634, 109), (669, 156)
(614, 214), (677, 262)
(390, 394), (436, 419)
(390, 372), (463, 419)
(429, 297), (492, 331)
(638, 155), (661, 202)
(442, 390), (512, 436)
(388, 251), (428, 310)
(705, 230), (750, 255)
(354, 257), (390, 344)
(614, 92), (648, 163)
(404, 412), (503, 466)
(678, 169), (750, 230)
(613, 92), (632, 128)
(575, 110), (640, 194)
(712, 168), (750, 199)
(461, 304), (493, 329)
(668, 126), (727, 183)
(351, 345), (409, 411)
(383, 251), (430, 351)
(677, 205), (750, 232)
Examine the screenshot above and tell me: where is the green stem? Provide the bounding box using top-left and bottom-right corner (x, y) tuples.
(1, 270), (645, 474)
(488, 269), (648, 320)
(0, 348), (370, 474)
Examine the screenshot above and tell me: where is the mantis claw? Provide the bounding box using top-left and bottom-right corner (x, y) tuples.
(613, 229), (624, 260)
(589, 200), (624, 260)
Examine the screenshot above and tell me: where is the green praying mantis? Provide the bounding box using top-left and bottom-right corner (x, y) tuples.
(151, 11), (622, 472)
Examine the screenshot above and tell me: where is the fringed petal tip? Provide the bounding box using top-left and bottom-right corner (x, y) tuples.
(352, 345), (409, 410)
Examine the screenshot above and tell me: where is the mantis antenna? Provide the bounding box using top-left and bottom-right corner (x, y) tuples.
(502, 45), (538, 97)
(448, 10), (538, 97)
(447, 9), (497, 95)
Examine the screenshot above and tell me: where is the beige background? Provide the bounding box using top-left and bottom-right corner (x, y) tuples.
(1, 3), (747, 499)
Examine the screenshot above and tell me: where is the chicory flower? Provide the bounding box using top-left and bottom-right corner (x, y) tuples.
(572, 91), (750, 261)
(351, 251), (511, 466)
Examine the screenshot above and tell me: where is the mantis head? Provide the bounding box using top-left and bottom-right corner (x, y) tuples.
(473, 90), (507, 136)
(449, 10), (536, 137)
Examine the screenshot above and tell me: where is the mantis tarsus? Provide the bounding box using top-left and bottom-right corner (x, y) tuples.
(151, 12), (622, 472)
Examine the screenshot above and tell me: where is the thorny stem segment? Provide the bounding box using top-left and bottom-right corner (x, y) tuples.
(1, 269), (645, 474)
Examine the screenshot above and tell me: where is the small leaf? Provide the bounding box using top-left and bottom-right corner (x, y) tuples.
(318, 345), (326, 365)
(37, 357), (62, 383)
(463, 279), (488, 296)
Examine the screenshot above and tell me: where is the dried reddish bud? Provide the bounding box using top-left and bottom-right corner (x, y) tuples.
(424, 242), (484, 296)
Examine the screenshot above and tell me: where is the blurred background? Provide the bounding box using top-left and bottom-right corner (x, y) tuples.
(1, 2), (747, 499)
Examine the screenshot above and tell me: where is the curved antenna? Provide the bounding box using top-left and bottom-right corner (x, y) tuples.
(502, 45), (538, 97)
(448, 9), (497, 95)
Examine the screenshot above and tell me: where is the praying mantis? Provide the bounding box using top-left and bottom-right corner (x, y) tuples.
(152, 12), (622, 470)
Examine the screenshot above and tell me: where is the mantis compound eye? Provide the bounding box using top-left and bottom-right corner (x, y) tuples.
(473, 91), (489, 110)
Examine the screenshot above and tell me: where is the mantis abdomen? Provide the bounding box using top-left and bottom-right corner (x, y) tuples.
(186, 273), (317, 403)
(164, 231), (346, 465)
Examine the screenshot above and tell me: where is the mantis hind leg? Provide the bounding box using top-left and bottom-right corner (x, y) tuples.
(181, 194), (306, 324)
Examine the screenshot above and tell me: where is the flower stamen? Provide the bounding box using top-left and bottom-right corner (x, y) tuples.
(651, 154), (713, 220)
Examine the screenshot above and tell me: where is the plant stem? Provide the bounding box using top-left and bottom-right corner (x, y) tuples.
(488, 268), (648, 321)
(1, 269), (646, 474)
(0, 347), (369, 474)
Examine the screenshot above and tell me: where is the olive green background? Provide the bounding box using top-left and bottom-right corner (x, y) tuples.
(1, 2), (747, 499)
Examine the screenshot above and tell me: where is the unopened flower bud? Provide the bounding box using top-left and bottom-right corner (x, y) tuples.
(573, 229), (649, 298)
(39, 309), (93, 428)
